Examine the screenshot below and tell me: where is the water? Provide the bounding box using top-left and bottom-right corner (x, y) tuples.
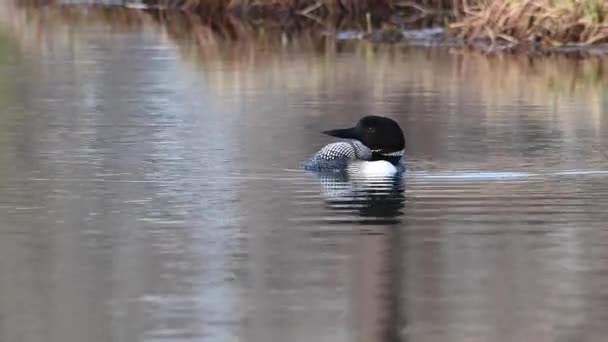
(2, 6), (608, 342)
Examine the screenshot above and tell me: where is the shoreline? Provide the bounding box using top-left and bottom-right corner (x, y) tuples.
(10, 1), (608, 56)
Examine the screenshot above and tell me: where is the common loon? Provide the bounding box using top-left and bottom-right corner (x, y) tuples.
(304, 116), (406, 175)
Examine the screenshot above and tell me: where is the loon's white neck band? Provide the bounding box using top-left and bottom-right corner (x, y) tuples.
(373, 149), (404, 157)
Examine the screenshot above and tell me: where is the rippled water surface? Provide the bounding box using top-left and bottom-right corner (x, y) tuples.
(2, 6), (608, 342)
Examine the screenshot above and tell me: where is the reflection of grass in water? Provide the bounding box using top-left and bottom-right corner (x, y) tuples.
(463, 52), (608, 98)
(0, 30), (18, 104)
(0, 30), (17, 63)
(0, 3), (153, 40)
(0, 29), (21, 178)
(16, 6), (151, 28)
(447, 52), (607, 133)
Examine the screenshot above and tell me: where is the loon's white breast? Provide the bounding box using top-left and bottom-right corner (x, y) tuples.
(348, 160), (399, 177)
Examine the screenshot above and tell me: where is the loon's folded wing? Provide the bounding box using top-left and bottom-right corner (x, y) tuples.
(303, 142), (358, 171)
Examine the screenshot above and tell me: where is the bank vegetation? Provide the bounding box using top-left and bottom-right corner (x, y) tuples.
(18, 0), (608, 50)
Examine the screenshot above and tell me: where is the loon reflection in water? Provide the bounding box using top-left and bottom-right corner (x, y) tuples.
(310, 172), (406, 225)
(305, 169), (408, 340)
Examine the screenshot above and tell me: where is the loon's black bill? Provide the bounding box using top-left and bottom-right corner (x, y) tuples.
(323, 127), (358, 139)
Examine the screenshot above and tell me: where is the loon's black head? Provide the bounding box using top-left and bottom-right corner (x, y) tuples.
(323, 116), (405, 154)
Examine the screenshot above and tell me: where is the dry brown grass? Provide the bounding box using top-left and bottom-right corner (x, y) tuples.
(450, 0), (608, 47)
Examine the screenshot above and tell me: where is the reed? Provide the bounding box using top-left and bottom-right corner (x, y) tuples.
(450, 0), (608, 47)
